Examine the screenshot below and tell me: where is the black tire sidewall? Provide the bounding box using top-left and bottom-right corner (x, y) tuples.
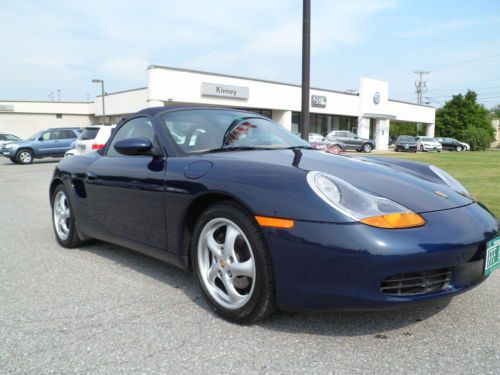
(51, 184), (82, 248)
(192, 202), (275, 323)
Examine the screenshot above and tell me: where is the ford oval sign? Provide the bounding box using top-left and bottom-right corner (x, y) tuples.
(373, 92), (381, 105)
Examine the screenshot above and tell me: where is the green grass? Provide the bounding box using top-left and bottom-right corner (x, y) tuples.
(373, 151), (500, 217)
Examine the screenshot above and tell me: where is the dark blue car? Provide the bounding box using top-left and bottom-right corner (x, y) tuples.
(49, 107), (499, 323)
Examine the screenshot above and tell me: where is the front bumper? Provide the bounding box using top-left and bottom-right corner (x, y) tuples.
(395, 144), (417, 152)
(421, 144), (442, 151)
(264, 203), (498, 311)
(1, 148), (17, 157)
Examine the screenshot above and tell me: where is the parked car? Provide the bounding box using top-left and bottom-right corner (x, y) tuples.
(65, 125), (116, 157)
(325, 130), (375, 152)
(394, 135), (418, 152)
(415, 136), (442, 152)
(0, 133), (22, 148)
(435, 137), (469, 152)
(49, 107), (498, 323)
(308, 133), (345, 154)
(1, 128), (81, 164)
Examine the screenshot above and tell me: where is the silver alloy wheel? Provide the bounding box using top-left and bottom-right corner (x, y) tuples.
(19, 151), (32, 164)
(53, 191), (71, 241)
(363, 143), (372, 152)
(456, 145), (463, 152)
(197, 218), (256, 310)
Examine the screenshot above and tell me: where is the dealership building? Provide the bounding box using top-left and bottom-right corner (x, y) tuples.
(0, 65), (436, 151)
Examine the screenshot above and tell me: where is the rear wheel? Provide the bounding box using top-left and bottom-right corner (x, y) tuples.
(16, 149), (33, 164)
(192, 201), (276, 323)
(52, 184), (83, 248)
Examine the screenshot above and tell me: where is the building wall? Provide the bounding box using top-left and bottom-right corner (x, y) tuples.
(94, 88), (148, 118)
(0, 101), (94, 138)
(147, 66), (359, 116)
(492, 118), (500, 148)
(0, 113), (94, 138)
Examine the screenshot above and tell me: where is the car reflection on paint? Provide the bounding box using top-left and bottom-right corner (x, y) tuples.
(49, 107), (498, 323)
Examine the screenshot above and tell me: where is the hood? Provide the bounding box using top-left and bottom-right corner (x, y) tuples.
(206, 149), (472, 214)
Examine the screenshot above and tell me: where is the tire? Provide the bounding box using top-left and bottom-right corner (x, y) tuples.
(362, 143), (373, 153)
(420, 145), (425, 152)
(192, 201), (276, 323)
(16, 149), (34, 164)
(456, 145), (463, 152)
(51, 184), (83, 248)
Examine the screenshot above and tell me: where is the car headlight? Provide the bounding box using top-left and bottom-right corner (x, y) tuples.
(4, 143), (15, 149)
(306, 171), (425, 229)
(429, 165), (470, 197)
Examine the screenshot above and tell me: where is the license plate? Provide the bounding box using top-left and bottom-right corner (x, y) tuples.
(484, 236), (500, 276)
(405, 145), (409, 149)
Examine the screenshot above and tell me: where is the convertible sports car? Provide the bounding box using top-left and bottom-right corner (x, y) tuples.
(50, 107), (499, 323)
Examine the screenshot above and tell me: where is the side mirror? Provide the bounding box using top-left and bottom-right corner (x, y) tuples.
(114, 137), (158, 156)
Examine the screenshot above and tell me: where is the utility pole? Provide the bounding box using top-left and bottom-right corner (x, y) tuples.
(414, 70), (429, 136)
(414, 70), (429, 105)
(300, 0), (311, 140)
(57, 89), (61, 102)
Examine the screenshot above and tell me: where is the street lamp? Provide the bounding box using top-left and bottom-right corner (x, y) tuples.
(300, 0), (311, 140)
(92, 79), (106, 124)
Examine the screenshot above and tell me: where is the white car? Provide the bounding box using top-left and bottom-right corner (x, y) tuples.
(65, 125), (115, 156)
(415, 136), (442, 152)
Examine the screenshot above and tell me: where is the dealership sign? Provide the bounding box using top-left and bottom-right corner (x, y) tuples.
(0, 104), (14, 112)
(311, 95), (327, 108)
(201, 82), (249, 100)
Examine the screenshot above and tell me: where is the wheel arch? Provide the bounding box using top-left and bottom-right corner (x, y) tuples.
(49, 178), (64, 205)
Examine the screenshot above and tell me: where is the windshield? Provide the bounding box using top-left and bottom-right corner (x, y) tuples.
(421, 137), (436, 142)
(26, 131), (43, 141)
(398, 136), (415, 141)
(161, 109), (310, 154)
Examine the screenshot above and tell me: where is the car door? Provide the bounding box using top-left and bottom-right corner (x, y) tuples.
(55, 130), (79, 154)
(345, 131), (361, 149)
(84, 116), (167, 250)
(35, 131), (59, 156)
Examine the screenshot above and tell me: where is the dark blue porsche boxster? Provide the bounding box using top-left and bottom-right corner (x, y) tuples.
(50, 107), (499, 323)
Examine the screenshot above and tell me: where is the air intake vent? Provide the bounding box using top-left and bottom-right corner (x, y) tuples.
(380, 268), (451, 296)
(73, 179), (87, 199)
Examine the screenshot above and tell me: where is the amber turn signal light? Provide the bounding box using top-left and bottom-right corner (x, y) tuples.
(255, 216), (294, 229)
(360, 212), (425, 229)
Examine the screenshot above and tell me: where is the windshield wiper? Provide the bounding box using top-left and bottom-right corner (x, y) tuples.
(281, 145), (314, 150)
(202, 146), (273, 153)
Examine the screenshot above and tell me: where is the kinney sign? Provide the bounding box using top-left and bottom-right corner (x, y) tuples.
(201, 82), (249, 100)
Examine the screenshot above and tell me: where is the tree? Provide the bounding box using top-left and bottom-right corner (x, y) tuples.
(435, 90), (494, 150)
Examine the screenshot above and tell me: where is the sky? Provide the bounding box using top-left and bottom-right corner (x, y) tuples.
(0, 0), (499, 108)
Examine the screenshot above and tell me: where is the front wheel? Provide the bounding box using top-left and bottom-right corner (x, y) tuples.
(362, 143), (373, 153)
(51, 184), (83, 248)
(16, 149), (33, 164)
(456, 145), (463, 152)
(192, 201), (276, 323)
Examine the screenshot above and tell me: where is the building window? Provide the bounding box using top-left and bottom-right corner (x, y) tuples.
(56, 113), (63, 119)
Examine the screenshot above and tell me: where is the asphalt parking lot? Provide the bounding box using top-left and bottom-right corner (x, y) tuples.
(0, 159), (498, 375)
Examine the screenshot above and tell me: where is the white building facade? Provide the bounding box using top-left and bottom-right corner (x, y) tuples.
(1, 65), (436, 150)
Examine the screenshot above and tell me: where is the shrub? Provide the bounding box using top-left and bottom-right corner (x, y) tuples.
(460, 127), (493, 151)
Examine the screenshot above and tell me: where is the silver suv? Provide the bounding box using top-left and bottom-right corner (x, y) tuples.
(326, 130), (375, 153)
